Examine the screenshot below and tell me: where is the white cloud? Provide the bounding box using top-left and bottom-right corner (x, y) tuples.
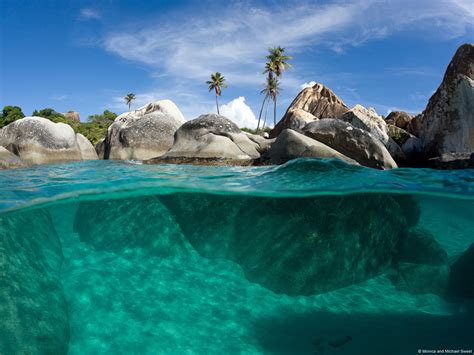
(79, 8), (101, 20)
(52, 94), (67, 101)
(103, 0), (473, 85)
(300, 81), (317, 89)
(220, 97), (258, 129)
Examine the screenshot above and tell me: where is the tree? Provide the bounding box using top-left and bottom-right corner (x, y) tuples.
(32, 108), (65, 122)
(206, 72), (227, 115)
(124, 93), (136, 110)
(88, 110), (117, 125)
(257, 46), (292, 131)
(0, 106), (25, 128)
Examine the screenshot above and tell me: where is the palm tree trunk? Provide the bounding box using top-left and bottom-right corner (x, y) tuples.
(215, 94), (220, 115)
(257, 94), (268, 133)
(128, 103), (131, 110)
(273, 96), (277, 126)
(262, 95), (271, 130)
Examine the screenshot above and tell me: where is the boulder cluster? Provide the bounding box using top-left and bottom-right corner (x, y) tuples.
(0, 44), (472, 169)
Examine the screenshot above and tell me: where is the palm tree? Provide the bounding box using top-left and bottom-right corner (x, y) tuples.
(258, 76), (281, 131)
(206, 72), (227, 115)
(266, 47), (292, 126)
(124, 93), (136, 110)
(257, 47), (292, 132)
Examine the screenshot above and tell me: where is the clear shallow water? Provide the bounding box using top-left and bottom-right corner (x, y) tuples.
(1, 159), (473, 354)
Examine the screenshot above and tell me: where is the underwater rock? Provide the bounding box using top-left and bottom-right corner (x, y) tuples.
(73, 196), (192, 257)
(103, 100), (185, 160)
(303, 119), (397, 169)
(395, 262), (450, 296)
(397, 227), (448, 266)
(162, 193), (411, 295)
(448, 243), (474, 299)
(0, 209), (69, 354)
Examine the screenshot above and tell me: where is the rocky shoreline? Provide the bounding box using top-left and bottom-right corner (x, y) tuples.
(1, 44), (472, 170)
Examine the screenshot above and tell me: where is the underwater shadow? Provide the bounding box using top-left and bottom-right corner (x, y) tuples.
(251, 304), (474, 355)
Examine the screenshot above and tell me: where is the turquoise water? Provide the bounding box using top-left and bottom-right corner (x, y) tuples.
(1, 159), (473, 354)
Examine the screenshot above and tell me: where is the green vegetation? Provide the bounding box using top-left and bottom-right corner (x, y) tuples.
(241, 127), (271, 135)
(206, 72), (227, 115)
(124, 93), (136, 110)
(0, 106), (25, 128)
(1, 106), (116, 146)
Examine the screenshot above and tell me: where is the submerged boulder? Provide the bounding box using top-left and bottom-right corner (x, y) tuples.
(74, 196), (191, 257)
(268, 129), (357, 165)
(103, 100), (185, 160)
(146, 114), (260, 165)
(161, 193), (411, 295)
(395, 263), (450, 296)
(448, 243), (474, 299)
(0, 116), (97, 164)
(270, 83), (349, 138)
(303, 119), (397, 169)
(0, 209), (69, 354)
(397, 228), (448, 266)
(419, 44), (474, 158)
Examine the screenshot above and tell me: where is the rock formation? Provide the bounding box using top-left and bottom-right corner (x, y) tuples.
(448, 243), (474, 299)
(64, 111), (80, 122)
(146, 114), (260, 165)
(0, 146), (24, 169)
(386, 111), (413, 130)
(268, 129), (357, 165)
(303, 119), (397, 169)
(340, 105), (404, 162)
(0, 116), (97, 164)
(103, 100), (185, 160)
(270, 83), (349, 138)
(0, 209), (69, 354)
(419, 43), (474, 158)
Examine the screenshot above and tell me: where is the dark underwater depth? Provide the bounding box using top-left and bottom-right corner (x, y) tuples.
(1, 159), (473, 354)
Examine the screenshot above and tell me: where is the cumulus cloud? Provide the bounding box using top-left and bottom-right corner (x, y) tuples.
(79, 8), (101, 20)
(300, 81), (317, 89)
(220, 97), (258, 129)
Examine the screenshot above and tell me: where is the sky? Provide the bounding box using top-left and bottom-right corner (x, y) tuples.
(1, 0), (473, 128)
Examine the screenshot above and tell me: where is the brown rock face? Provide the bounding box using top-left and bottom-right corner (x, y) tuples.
(64, 111), (80, 122)
(386, 111), (413, 130)
(419, 43), (474, 157)
(270, 83), (349, 138)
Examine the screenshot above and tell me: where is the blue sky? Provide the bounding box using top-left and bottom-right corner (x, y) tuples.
(1, 0), (473, 128)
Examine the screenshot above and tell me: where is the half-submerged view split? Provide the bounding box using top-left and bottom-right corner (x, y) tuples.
(1, 1), (473, 354)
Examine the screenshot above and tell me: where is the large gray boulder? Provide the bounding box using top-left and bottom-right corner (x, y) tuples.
(303, 119), (397, 169)
(270, 83), (349, 138)
(448, 243), (474, 299)
(268, 129), (357, 165)
(340, 105), (404, 161)
(0, 116), (97, 164)
(147, 114), (260, 165)
(103, 100), (185, 160)
(419, 44), (474, 158)
(0, 209), (69, 354)
(76, 133), (99, 160)
(0, 146), (24, 169)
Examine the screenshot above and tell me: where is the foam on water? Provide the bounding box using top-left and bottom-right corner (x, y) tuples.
(1, 159), (473, 354)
